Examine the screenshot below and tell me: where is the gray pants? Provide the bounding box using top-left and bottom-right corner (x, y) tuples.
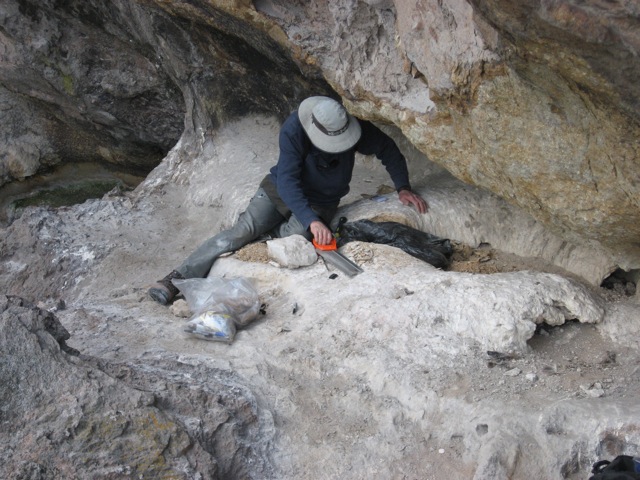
(177, 187), (337, 278)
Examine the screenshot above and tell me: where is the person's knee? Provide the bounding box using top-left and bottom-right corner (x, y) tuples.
(289, 223), (307, 236)
(298, 229), (312, 241)
(279, 221), (309, 239)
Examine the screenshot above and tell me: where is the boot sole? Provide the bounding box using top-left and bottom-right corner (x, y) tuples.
(148, 287), (170, 305)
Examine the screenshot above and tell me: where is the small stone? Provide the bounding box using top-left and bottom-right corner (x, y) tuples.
(438, 449), (445, 454)
(267, 235), (317, 268)
(525, 373), (538, 382)
(504, 368), (522, 377)
(580, 384), (605, 398)
(587, 388), (605, 398)
(170, 299), (191, 318)
(599, 351), (617, 364)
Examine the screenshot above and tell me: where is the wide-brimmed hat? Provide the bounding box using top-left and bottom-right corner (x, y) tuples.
(298, 96), (362, 153)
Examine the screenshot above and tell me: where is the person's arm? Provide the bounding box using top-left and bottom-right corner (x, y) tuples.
(357, 120), (429, 213)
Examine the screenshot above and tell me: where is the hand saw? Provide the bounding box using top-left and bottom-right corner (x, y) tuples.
(312, 218), (363, 277)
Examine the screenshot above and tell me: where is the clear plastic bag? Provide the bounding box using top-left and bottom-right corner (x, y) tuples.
(183, 311), (237, 343)
(172, 277), (260, 343)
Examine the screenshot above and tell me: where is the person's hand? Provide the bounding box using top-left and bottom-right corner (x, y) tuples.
(310, 220), (333, 245)
(399, 189), (429, 214)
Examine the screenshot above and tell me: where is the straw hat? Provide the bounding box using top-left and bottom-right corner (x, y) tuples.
(298, 96), (362, 153)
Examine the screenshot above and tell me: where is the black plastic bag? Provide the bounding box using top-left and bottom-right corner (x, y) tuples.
(589, 455), (640, 479)
(336, 219), (453, 269)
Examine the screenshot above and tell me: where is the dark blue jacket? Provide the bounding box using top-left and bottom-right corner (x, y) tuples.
(269, 111), (411, 229)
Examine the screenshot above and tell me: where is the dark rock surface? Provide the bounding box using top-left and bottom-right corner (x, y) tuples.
(0, 0), (330, 185)
(0, 295), (274, 479)
(0, 1), (184, 181)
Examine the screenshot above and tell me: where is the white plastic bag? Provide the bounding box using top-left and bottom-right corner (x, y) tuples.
(173, 277), (260, 343)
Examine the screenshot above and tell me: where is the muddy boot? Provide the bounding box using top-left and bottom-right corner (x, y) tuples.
(148, 270), (185, 305)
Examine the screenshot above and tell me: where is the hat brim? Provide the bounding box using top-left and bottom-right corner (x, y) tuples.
(298, 97), (362, 153)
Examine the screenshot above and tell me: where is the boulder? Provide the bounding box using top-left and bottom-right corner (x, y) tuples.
(267, 234), (318, 269)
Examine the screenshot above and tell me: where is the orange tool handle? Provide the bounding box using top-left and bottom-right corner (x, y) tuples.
(313, 237), (337, 251)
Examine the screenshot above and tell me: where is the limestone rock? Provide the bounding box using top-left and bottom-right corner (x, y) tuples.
(267, 234), (318, 269)
(169, 298), (191, 317)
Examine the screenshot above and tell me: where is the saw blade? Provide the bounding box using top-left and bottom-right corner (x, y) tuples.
(316, 249), (363, 277)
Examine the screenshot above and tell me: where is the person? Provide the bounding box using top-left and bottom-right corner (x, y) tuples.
(148, 96), (428, 305)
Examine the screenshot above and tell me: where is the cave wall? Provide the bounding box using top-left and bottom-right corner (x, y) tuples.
(0, 0), (183, 179)
(0, 0), (331, 184)
(251, 0), (639, 270)
(0, 0), (639, 273)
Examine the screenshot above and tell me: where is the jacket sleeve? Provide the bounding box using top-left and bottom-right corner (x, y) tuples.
(275, 114), (321, 230)
(356, 120), (411, 191)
